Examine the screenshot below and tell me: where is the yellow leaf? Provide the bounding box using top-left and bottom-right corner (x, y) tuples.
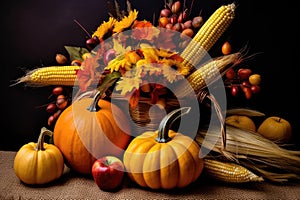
(113, 38), (131, 55)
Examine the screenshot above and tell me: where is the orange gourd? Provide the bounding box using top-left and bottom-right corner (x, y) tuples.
(53, 91), (131, 175)
(123, 107), (204, 189)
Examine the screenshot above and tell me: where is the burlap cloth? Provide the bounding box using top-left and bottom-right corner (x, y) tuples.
(1, 151), (299, 200)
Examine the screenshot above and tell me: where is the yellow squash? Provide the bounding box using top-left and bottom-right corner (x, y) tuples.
(14, 127), (64, 185)
(123, 107), (204, 189)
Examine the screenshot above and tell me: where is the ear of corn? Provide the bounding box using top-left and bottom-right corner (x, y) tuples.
(176, 52), (241, 98)
(181, 3), (236, 74)
(13, 66), (80, 86)
(204, 159), (264, 183)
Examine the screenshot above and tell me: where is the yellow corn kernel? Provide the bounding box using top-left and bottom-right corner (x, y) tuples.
(181, 3), (236, 74)
(176, 52), (240, 98)
(15, 66), (80, 86)
(204, 159), (264, 183)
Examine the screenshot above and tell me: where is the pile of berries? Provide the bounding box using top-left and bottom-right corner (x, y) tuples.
(158, 0), (204, 37)
(45, 86), (71, 127)
(220, 41), (262, 100)
(225, 67), (261, 99)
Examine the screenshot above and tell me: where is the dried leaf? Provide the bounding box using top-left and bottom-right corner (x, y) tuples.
(196, 125), (300, 182)
(126, 0), (132, 13)
(226, 108), (265, 117)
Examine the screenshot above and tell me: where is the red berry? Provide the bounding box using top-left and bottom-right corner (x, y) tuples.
(52, 86), (63, 95)
(231, 86), (239, 96)
(56, 95), (68, 110)
(160, 8), (171, 17)
(178, 10), (187, 23)
(192, 16), (204, 29)
(183, 20), (192, 29)
(172, 23), (182, 32)
(251, 85), (261, 94)
(165, 23), (173, 29)
(225, 68), (235, 80)
(243, 87), (252, 99)
(241, 80), (251, 88)
(177, 12), (183, 23)
(53, 109), (62, 119)
(170, 14), (177, 24)
(86, 36), (100, 50)
(48, 115), (55, 126)
(46, 103), (57, 113)
(171, 1), (181, 14)
(238, 68), (252, 80)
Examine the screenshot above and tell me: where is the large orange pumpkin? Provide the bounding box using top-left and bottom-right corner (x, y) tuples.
(123, 107), (204, 189)
(54, 91), (131, 175)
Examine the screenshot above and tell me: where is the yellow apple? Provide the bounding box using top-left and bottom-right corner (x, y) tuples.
(257, 116), (292, 143)
(225, 115), (256, 132)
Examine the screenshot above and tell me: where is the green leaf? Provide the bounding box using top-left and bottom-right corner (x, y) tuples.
(97, 71), (121, 94)
(64, 46), (89, 61)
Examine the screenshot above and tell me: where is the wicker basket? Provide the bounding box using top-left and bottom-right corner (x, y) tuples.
(112, 92), (186, 136)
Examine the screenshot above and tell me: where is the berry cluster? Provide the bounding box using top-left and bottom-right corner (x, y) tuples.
(158, 0), (204, 37)
(44, 52), (87, 127)
(225, 67), (261, 99)
(46, 86), (71, 127)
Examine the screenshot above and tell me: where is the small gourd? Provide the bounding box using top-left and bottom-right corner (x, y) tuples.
(13, 127), (64, 185)
(123, 107), (204, 189)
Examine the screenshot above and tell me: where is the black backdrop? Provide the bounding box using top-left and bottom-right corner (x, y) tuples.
(1, 0), (299, 151)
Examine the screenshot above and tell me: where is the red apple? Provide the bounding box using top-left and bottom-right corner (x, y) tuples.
(92, 156), (125, 191)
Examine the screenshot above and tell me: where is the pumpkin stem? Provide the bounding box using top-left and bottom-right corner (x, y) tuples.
(36, 127), (53, 151)
(87, 90), (102, 112)
(87, 72), (121, 112)
(156, 107), (191, 143)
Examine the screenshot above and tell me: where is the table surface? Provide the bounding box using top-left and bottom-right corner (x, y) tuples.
(1, 151), (300, 200)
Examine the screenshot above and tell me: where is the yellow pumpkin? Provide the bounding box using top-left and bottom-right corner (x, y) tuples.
(53, 91), (131, 175)
(14, 127), (64, 185)
(123, 107), (204, 189)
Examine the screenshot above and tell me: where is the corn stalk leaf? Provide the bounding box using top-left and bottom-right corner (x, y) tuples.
(226, 108), (265, 117)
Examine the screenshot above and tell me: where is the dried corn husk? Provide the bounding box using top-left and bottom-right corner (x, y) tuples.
(196, 125), (300, 182)
(226, 108), (265, 117)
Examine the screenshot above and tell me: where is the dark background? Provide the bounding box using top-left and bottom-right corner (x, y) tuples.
(1, 0), (299, 151)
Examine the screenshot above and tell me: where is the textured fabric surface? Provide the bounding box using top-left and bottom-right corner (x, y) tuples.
(1, 151), (299, 200)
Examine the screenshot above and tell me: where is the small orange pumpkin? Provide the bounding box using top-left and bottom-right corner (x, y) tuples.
(123, 107), (204, 189)
(54, 91), (131, 175)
